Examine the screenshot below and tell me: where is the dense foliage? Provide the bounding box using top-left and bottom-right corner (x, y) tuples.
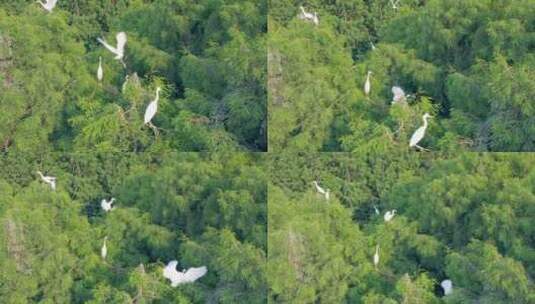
(0, 152), (267, 303)
(269, 0), (535, 151)
(0, 0), (267, 152)
(269, 152), (535, 303)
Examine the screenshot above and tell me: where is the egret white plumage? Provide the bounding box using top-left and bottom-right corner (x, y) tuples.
(144, 87), (161, 125)
(312, 12), (319, 26)
(390, 0), (400, 9)
(298, 6), (319, 25)
(97, 56), (103, 82)
(101, 198), (115, 212)
(37, 171), (56, 190)
(38, 0), (58, 12)
(392, 86), (407, 104)
(373, 205), (380, 215)
(409, 113), (433, 151)
(312, 181), (330, 201)
(101, 236), (108, 259)
(364, 71), (372, 96)
(163, 261), (207, 287)
(384, 209), (396, 222)
(97, 32), (127, 61)
(370, 41), (376, 50)
(441, 279), (453, 295)
(373, 245), (379, 269)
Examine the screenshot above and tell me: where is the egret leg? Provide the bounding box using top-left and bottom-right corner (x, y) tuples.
(147, 122), (159, 137)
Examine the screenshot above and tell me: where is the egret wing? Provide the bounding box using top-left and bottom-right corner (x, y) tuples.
(183, 266), (207, 283)
(97, 38), (118, 54)
(144, 101), (157, 124)
(116, 32), (127, 52)
(409, 126), (425, 146)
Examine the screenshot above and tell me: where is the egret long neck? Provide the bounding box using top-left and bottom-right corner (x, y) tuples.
(423, 116), (428, 128)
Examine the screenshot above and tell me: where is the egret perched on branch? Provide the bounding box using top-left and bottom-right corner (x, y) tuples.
(441, 279), (453, 295)
(409, 113), (433, 151)
(97, 56), (103, 82)
(364, 71), (372, 96)
(144, 87), (161, 137)
(101, 198), (115, 212)
(373, 245), (380, 269)
(163, 261), (207, 287)
(36, 171), (56, 190)
(97, 32), (127, 61)
(101, 236), (108, 260)
(384, 209), (396, 222)
(312, 181), (330, 201)
(38, 0), (58, 12)
(391, 86), (407, 104)
(144, 87), (161, 124)
(298, 6), (319, 25)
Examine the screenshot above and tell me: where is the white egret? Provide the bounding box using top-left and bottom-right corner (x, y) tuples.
(101, 198), (115, 212)
(312, 181), (330, 201)
(392, 86), (407, 104)
(441, 279), (453, 295)
(163, 261), (207, 287)
(38, 0), (57, 12)
(370, 41), (376, 50)
(36, 171), (56, 190)
(409, 113), (433, 151)
(144, 87), (161, 125)
(384, 209), (396, 222)
(312, 12), (319, 26)
(101, 236), (108, 260)
(390, 0), (400, 9)
(373, 205), (380, 215)
(364, 71), (372, 96)
(298, 6), (319, 25)
(373, 245), (380, 269)
(97, 56), (103, 82)
(97, 32), (127, 61)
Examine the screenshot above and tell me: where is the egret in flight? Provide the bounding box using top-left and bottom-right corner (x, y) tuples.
(101, 198), (115, 212)
(298, 6), (319, 25)
(384, 210), (396, 222)
(373, 245), (380, 269)
(97, 32), (127, 61)
(97, 56), (103, 82)
(391, 86), (407, 104)
(409, 113), (433, 151)
(163, 261), (207, 286)
(312, 181), (330, 201)
(390, 0), (400, 9)
(364, 71), (372, 96)
(37, 171), (56, 190)
(38, 0), (57, 12)
(101, 236), (108, 259)
(441, 279), (453, 295)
